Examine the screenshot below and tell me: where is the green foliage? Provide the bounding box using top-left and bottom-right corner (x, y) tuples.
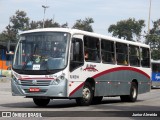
(145, 19), (160, 60)
(0, 10), (94, 43)
(0, 10), (29, 42)
(10, 10), (30, 31)
(29, 19), (60, 29)
(2, 25), (17, 42)
(0, 25), (18, 42)
(72, 17), (94, 32)
(0, 10), (68, 42)
(151, 49), (160, 60)
(108, 18), (145, 41)
(29, 19), (68, 29)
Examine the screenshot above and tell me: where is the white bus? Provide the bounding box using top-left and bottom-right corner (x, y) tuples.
(151, 60), (160, 88)
(11, 28), (151, 106)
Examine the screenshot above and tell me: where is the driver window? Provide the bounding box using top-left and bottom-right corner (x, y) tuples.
(70, 37), (84, 71)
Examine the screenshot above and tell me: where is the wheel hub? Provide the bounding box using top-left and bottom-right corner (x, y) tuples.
(82, 88), (91, 101)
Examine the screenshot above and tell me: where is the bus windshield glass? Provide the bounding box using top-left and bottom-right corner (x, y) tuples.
(152, 63), (160, 72)
(13, 32), (70, 72)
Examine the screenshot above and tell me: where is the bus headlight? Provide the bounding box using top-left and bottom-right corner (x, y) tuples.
(50, 75), (65, 85)
(12, 75), (20, 84)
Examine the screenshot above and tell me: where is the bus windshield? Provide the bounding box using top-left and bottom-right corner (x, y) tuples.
(13, 32), (70, 73)
(152, 63), (160, 73)
(151, 61), (160, 87)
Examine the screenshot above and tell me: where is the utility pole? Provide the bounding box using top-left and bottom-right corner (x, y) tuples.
(42, 0), (49, 28)
(148, 0), (152, 34)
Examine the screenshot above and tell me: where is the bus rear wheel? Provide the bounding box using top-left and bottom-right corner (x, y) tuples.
(33, 98), (50, 107)
(76, 82), (93, 106)
(120, 82), (138, 102)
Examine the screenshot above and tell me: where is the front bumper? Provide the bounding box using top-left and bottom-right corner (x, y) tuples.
(11, 79), (68, 98)
(152, 81), (160, 88)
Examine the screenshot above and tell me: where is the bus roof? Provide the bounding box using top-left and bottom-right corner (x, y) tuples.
(151, 59), (160, 63)
(20, 28), (149, 48)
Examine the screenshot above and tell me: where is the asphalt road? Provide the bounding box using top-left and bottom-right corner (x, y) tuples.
(0, 81), (160, 120)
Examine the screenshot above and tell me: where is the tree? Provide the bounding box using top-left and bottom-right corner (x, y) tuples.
(29, 19), (60, 29)
(29, 19), (68, 29)
(145, 19), (160, 60)
(108, 18), (145, 41)
(72, 17), (94, 32)
(0, 25), (17, 42)
(0, 10), (29, 42)
(0, 10), (68, 42)
(10, 10), (30, 31)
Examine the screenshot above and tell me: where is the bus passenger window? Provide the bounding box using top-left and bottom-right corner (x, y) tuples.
(116, 42), (128, 65)
(84, 36), (100, 62)
(129, 45), (140, 66)
(101, 39), (115, 64)
(140, 47), (150, 67)
(84, 50), (89, 60)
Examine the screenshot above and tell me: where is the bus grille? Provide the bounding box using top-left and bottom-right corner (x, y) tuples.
(19, 80), (51, 86)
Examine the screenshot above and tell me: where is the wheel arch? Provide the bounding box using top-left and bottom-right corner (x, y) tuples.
(132, 79), (138, 88)
(131, 79), (138, 93)
(85, 77), (95, 91)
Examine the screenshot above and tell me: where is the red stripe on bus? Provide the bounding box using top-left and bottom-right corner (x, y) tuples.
(93, 67), (150, 79)
(19, 78), (54, 80)
(69, 82), (84, 97)
(69, 66), (150, 97)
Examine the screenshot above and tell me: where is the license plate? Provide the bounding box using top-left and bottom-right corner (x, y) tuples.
(29, 88), (40, 92)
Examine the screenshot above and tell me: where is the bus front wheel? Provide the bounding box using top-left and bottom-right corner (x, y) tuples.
(76, 82), (93, 106)
(120, 82), (138, 102)
(33, 98), (50, 107)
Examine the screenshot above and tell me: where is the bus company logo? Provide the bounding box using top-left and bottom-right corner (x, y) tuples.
(32, 80), (37, 85)
(155, 74), (160, 80)
(83, 64), (98, 72)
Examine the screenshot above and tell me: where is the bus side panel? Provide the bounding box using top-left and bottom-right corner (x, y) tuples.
(138, 82), (151, 94)
(151, 72), (160, 87)
(69, 67), (150, 98)
(69, 67), (150, 97)
(68, 81), (84, 98)
(94, 71), (131, 96)
(94, 81), (130, 96)
(94, 67), (150, 96)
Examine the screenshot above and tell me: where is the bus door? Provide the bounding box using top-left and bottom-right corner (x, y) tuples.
(70, 37), (84, 72)
(69, 37), (84, 97)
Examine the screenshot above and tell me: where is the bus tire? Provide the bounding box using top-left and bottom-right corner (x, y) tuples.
(76, 82), (93, 106)
(33, 98), (50, 107)
(92, 96), (103, 104)
(120, 82), (138, 102)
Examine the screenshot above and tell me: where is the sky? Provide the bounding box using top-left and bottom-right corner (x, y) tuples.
(0, 0), (159, 36)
